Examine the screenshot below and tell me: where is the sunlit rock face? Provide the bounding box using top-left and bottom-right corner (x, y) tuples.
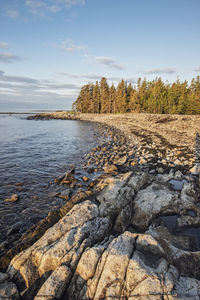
(68, 231), (200, 300)
(5, 170), (200, 299)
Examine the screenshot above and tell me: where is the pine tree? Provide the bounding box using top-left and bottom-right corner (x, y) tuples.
(116, 79), (127, 113)
(100, 77), (109, 113)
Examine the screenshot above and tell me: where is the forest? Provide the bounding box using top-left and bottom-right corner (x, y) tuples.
(72, 76), (200, 115)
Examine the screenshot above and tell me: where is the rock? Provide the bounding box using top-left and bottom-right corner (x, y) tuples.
(157, 167), (164, 174)
(0, 281), (20, 300)
(59, 189), (71, 199)
(4, 194), (19, 203)
(48, 191), (60, 198)
(0, 272), (9, 283)
(132, 181), (179, 230)
(7, 200), (110, 298)
(174, 159), (181, 165)
(35, 265), (71, 300)
(82, 176), (89, 182)
(130, 160), (137, 166)
(190, 163), (200, 175)
(87, 166), (95, 173)
(139, 158), (147, 164)
(54, 173), (65, 184)
(103, 164), (118, 173)
(113, 155), (127, 165)
(7, 222), (23, 236)
(68, 231), (200, 299)
(96, 172), (152, 231)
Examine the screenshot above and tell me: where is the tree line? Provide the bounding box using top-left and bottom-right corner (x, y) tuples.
(72, 76), (200, 114)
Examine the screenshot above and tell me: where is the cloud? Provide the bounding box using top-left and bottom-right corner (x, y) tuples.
(47, 5), (61, 13)
(194, 67), (200, 72)
(60, 39), (87, 52)
(5, 8), (19, 19)
(59, 72), (102, 80)
(58, 0), (86, 8)
(25, 0), (85, 17)
(0, 53), (22, 63)
(141, 68), (176, 75)
(0, 70), (80, 98)
(93, 56), (125, 71)
(59, 72), (137, 83)
(0, 42), (9, 49)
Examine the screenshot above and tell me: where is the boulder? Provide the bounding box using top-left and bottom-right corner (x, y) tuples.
(68, 231), (200, 299)
(7, 200), (110, 298)
(132, 181), (179, 230)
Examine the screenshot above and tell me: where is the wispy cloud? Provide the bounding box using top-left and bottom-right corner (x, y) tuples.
(0, 70), (80, 98)
(25, 0), (85, 17)
(0, 53), (22, 63)
(59, 72), (136, 83)
(58, 0), (86, 9)
(60, 39), (87, 52)
(0, 42), (9, 49)
(93, 56), (125, 71)
(59, 72), (102, 80)
(82, 55), (125, 71)
(194, 67), (200, 72)
(5, 8), (19, 19)
(141, 68), (176, 75)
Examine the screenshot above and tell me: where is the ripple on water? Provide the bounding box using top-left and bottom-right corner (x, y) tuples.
(0, 115), (108, 245)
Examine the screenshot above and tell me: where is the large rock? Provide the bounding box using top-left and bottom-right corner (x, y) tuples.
(96, 172), (152, 231)
(132, 181), (179, 230)
(3, 170), (200, 299)
(7, 200), (110, 299)
(68, 231), (200, 299)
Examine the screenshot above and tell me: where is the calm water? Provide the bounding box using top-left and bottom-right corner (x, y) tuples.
(0, 114), (105, 244)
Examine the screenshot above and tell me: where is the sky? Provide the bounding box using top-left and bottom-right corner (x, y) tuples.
(0, 0), (200, 111)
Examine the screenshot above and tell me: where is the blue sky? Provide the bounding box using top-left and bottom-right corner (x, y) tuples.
(0, 0), (200, 111)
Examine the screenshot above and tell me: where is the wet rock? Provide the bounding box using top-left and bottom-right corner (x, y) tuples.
(4, 194), (19, 203)
(59, 189), (71, 199)
(7, 222), (23, 236)
(48, 191), (60, 198)
(54, 173), (65, 184)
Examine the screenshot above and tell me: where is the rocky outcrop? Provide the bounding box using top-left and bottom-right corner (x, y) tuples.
(3, 169), (200, 299)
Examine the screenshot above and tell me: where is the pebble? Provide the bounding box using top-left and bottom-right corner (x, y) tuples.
(4, 194), (19, 203)
(82, 176), (89, 182)
(103, 164), (118, 173)
(157, 167), (164, 174)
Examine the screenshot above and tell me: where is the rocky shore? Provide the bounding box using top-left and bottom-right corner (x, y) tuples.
(1, 112), (200, 299)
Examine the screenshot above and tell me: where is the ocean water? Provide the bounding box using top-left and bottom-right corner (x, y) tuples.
(0, 114), (104, 244)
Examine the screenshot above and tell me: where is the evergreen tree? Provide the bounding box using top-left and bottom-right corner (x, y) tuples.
(116, 79), (127, 113)
(72, 76), (200, 115)
(100, 77), (109, 113)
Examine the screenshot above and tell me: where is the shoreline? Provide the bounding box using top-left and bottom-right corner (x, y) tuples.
(28, 111), (200, 167)
(1, 112), (200, 298)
